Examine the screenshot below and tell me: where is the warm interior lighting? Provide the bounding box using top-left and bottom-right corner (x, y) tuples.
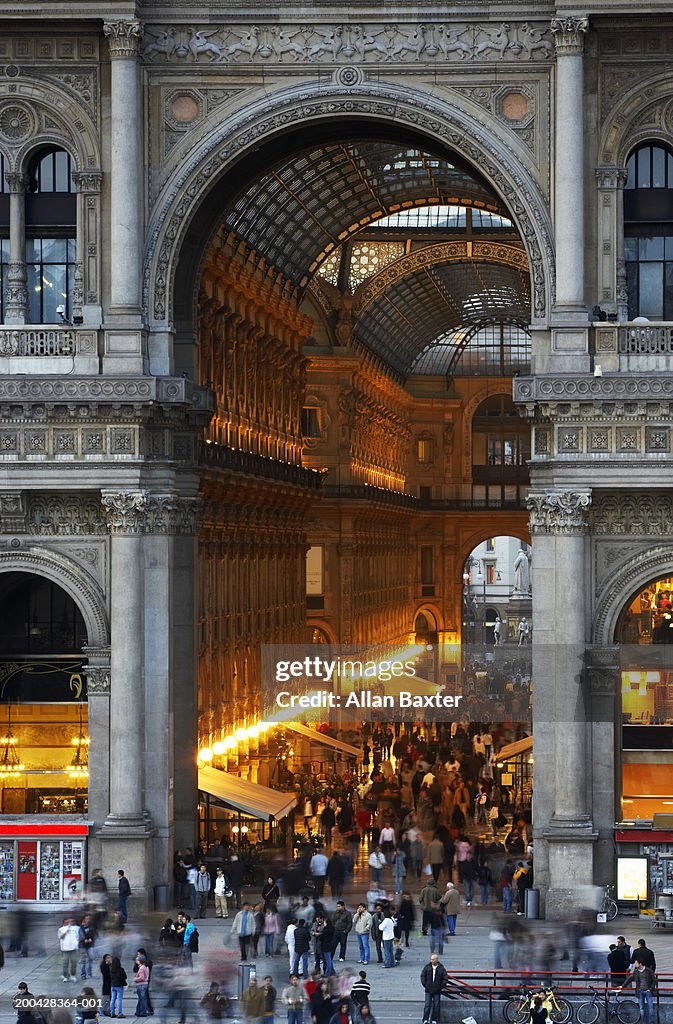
(223, 736), (237, 749)
(246, 726), (259, 739)
(257, 722), (271, 733)
(232, 825), (240, 834)
(212, 741), (226, 755)
(0, 705), (24, 778)
(622, 799), (635, 804)
(198, 747), (214, 762)
(234, 728), (248, 742)
(68, 701), (89, 780)
(241, 825), (249, 834)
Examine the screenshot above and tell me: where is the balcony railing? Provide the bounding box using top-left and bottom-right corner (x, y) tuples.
(0, 326), (98, 371)
(620, 323), (673, 355)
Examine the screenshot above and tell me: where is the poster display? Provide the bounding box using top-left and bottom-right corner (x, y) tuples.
(39, 842), (61, 901)
(62, 841), (83, 900)
(0, 843), (14, 901)
(17, 841), (37, 900)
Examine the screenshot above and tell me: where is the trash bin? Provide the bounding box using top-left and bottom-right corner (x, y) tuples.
(525, 888), (540, 919)
(238, 962), (256, 999)
(153, 884), (170, 912)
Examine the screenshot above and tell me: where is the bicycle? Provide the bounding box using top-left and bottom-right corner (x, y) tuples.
(503, 985), (573, 1024)
(601, 884), (619, 921)
(608, 991), (641, 1024)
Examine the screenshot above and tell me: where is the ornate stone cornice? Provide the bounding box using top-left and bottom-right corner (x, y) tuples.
(526, 490), (592, 535)
(551, 16), (589, 55)
(595, 166), (628, 190)
(72, 171), (103, 194)
(104, 20), (142, 59)
(101, 490), (149, 535)
(515, 375), (673, 403)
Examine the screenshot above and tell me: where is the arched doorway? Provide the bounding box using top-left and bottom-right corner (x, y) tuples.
(462, 536), (532, 647)
(0, 573), (89, 817)
(617, 575), (673, 823)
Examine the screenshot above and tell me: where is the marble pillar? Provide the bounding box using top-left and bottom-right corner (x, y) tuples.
(4, 172), (28, 325)
(102, 20), (146, 372)
(82, 646), (111, 875)
(549, 16), (590, 368)
(527, 490), (597, 917)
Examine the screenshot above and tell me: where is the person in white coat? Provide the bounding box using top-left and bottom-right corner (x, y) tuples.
(284, 919), (297, 975)
(58, 918), (80, 982)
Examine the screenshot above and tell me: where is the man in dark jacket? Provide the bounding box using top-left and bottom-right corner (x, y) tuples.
(608, 943), (629, 982)
(421, 954), (448, 1024)
(292, 920), (311, 977)
(327, 852), (346, 899)
(226, 855), (245, 909)
(332, 900), (352, 961)
(117, 870), (131, 923)
(631, 939), (656, 972)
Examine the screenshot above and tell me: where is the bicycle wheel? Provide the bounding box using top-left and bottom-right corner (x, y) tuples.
(577, 1002), (600, 1024)
(616, 1000), (640, 1024)
(549, 997), (573, 1024)
(605, 899), (619, 921)
(503, 998), (528, 1024)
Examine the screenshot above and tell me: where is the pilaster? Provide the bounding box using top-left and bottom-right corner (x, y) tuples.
(549, 15), (590, 370)
(4, 172), (28, 325)
(528, 489), (597, 917)
(595, 167), (628, 333)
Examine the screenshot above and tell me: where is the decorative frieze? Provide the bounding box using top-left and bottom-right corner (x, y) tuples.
(28, 494), (107, 536)
(527, 491), (592, 535)
(142, 22), (555, 65)
(592, 492), (673, 536)
(0, 491), (27, 533)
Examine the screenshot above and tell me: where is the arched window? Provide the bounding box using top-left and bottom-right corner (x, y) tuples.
(624, 143), (673, 321)
(25, 146), (76, 323)
(0, 153), (8, 323)
(471, 394), (530, 506)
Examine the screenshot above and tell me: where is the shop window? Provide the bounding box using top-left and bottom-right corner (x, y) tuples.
(624, 143), (673, 321)
(27, 237), (76, 324)
(417, 437), (433, 463)
(486, 538), (496, 552)
(486, 563), (496, 585)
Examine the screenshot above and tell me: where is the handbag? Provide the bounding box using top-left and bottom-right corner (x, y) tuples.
(225, 887), (233, 897)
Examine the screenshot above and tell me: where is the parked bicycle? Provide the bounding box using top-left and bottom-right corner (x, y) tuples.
(601, 884), (619, 921)
(576, 987), (640, 1024)
(503, 985), (573, 1024)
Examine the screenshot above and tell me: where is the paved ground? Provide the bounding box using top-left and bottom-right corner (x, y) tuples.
(1, 856), (673, 1024)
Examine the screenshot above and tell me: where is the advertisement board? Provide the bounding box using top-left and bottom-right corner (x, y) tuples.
(617, 856), (649, 902)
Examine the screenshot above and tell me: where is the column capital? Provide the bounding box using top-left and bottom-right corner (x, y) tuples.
(72, 170), (103, 194)
(103, 20), (142, 59)
(4, 172), (26, 194)
(146, 494), (199, 535)
(101, 489), (149, 534)
(595, 166), (628, 190)
(526, 490), (592, 535)
(551, 15), (589, 55)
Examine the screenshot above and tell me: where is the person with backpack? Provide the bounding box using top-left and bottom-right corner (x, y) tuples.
(182, 914), (198, 967)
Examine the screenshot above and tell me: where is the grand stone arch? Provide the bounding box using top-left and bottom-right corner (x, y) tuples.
(0, 77), (100, 173)
(599, 72), (673, 168)
(592, 545), (673, 646)
(144, 80), (555, 330)
(0, 547), (109, 648)
(461, 379), (514, 480)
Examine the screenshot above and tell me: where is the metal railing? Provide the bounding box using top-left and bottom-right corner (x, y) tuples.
(439, 969), (673, 1023)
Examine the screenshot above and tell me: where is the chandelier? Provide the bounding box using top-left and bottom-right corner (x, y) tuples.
(0, 705), (24, 779)
(69, 703), (89, 780)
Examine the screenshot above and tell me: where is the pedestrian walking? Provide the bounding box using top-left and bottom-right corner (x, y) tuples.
(282, 975), (305, 1024)
(58, 917), (80, 982)
(419, 879), (441, 936)
(439, 882), (460, 937)
(263, 906), (281, 956)
(310, 848), (329, 897)
(200, 981), (230, 1020)
(370, 904), (384, 964)
(380, 912), (396, 968)
(100, 954), (112, 1017)
(619, 957), (657, 1024)
(242, 977), (266, 1022)
(231, 903), (256, 960)
(117, 870), (131, 923)
(329, 1000), (355, 1024)
(397, 892), (415, 947)
(195, 864), (211, 918)
(350, 970), (370, 1011)
(214, 867), (229, 918)
(292, 919), (311, 977)
(392, 848), (406, 895)
(78, 914), (96, 979)
(284, 918), (297, 975)
(261, 975), (276, 1024)
(333, 900), (352, 961)
(109, 955), (127, 1018)
(182, 914), (198, 967)
(368, 846), (386, 885)
(353, 904), (372, 965)
(421, 953), (448, 1024)
(134, 955), (150, 1017)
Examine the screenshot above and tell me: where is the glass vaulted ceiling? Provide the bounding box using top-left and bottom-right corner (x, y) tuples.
(222, 141), (531, 379)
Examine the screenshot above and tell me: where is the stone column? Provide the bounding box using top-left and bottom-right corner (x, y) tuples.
(102, 20), (146, 373)
(4, 172), (28, 325)
(551, 16), (589, 314)
(72, 171), (103, 326)
(549, 16), (590, 370)
(99, 490), (152, 833)
(82, 646), (111, 874)
(103, 20), (142, 312)
(527, 490), (596, 917)
(595, 167), (628, 324)
(586, 645), (620, 885)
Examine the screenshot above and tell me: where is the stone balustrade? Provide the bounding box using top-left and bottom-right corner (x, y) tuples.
(594, 322), (673, 371)
(0, 326), (99, 373)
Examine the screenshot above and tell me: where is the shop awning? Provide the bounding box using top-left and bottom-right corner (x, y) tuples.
(284, 721), (360, 758)
(497, 736), (533, 761)
(198, 766), (296, 821)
